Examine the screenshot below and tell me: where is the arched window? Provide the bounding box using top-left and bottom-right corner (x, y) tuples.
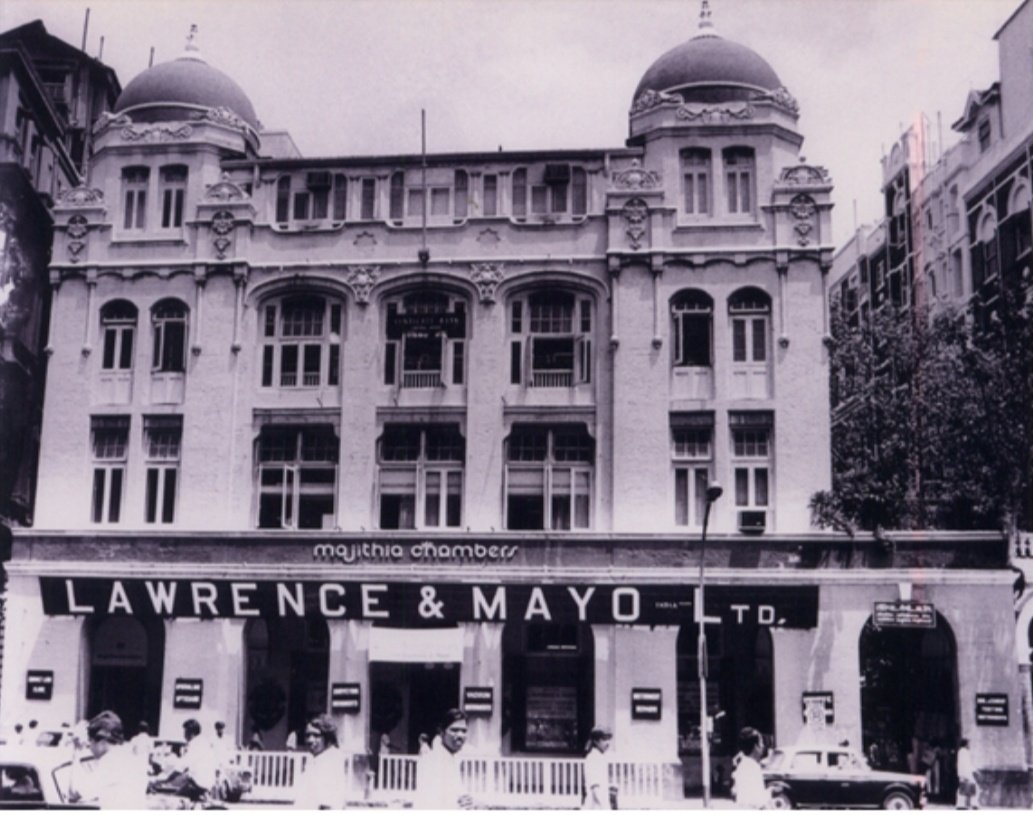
(723, 147), (755, 215)
(681, 149), (711, 215)
(384, 289), (466, 388)
(260, 294), (342, 388)
(509, 289), (593, 387)
(671, 290), (713, 367)
(100, 300), (138, 371)
(151, 299), (188, 373)
(728, 288), (770, 364)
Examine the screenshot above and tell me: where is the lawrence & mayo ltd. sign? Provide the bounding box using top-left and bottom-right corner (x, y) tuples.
(40, 577), (818, 629)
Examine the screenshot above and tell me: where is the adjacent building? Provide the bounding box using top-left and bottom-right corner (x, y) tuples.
(1, 5), (1028, 805)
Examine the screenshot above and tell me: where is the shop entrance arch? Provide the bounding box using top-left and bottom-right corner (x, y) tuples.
(677, 624), (774, 795)
(86, 616), (165, 737)
(502, 622), (594, 755)
(244, 618), (329, 750)
(858, 613), (959, 802)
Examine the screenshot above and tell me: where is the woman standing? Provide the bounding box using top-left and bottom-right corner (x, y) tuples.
(583, 727), (615, 809)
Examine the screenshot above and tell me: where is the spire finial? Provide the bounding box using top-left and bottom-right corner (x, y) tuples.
(699, 0), (713, 30)
(185, 24), (199, 53)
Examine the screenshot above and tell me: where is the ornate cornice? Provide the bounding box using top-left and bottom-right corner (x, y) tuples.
(204, 173), (249, 202)
(777, 162), (832, 187)
(622, 198), (649, 250)
(756, 86), (800, 114)
(119, 123), (194, 143)
(676, 102), (753, 122)
(611, 159), (662, 191)
(57, 186), (105, 207)
(630, 89), (681, 115)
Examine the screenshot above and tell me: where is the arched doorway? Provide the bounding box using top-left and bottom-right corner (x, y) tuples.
(677, 624), (774, 795)
(502, 622), (594, 754)
(244, 618), (329, 750)
(859, 613), (959, 802)
(86, 616), (165, 737)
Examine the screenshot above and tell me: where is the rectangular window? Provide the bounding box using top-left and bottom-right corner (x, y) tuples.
(672, 421), (713, 527)
(724, 149), (755, 214)
(276, 177), (291, 222)
(361, 177), (376, 220)
(682, 150), (710, 215)
(378, 424), (464, 530)
(144, 416), (182, 524)
(122, 167), (149, 230)
(159, 166), (187, 228)
(262, 296), (341, 389)
(91, 416), (129, 523)
(257, 426), (338, 530)
(506, 425), (592, 531)
(483, 174), (498, 217)
(731, 418), (772, 517)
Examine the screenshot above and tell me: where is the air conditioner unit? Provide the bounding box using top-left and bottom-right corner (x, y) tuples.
(306, 171), (332, 189)
(738, 510), (766, 534)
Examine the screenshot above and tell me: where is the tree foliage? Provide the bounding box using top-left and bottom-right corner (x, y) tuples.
(812, 279), (1033, 534)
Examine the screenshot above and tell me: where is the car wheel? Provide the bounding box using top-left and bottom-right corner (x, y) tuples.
(882, 791), (914, 810)
(769, 791), (793, 810)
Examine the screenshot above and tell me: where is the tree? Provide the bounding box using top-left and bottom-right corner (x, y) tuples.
(813, 282), (1033, 534)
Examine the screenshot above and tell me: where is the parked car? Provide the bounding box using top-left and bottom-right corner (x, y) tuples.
(763, 744), (927, 810)
(0, 746), (93, 809)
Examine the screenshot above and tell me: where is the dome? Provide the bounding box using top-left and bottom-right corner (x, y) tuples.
(633, 29), (782, 106)
(114, 51), (259, 131)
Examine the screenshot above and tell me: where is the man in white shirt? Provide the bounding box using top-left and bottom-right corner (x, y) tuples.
(294, 714), (347, 810)
(180, 719), (219, 800)
(956, 738), (979, 809)
(68, 711), (148, 809)
(732, 726), (771, 809)
(416, 709), (474, 810)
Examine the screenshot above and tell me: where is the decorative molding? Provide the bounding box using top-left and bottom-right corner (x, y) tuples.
(778, 162), (832, 186)
(476, 228), (500, 247)
(94, 111), (133, 133)
(611, 159), (662, 191)
(353, 231), (377, 249)
(211, 211), (235, 259)
(67, 215), (89, 239)
(345, 265), (379, 305)
(676, 103), (753, 122)
(622, 198), (649, 250)
(790, 194), (817, 247)
(470, 263), (505, 303)
(57, 186), (104, 207)
(120, 123), (194, 142)
(630, 88), (681, 114)
(204, 173), (249, 202)
(193, 106), (249, 130)
(757, 86), (800, 114)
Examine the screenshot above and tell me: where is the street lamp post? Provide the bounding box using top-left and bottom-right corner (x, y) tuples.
(698, 483), (723, 809)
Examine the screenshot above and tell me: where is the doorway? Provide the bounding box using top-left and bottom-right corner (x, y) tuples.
(86, 616), (165, 737)
(369, 662), (460, 754)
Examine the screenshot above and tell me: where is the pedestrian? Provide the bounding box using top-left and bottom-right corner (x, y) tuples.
(67, 710), (147, 808)
(731, 727), (770, 809)
(416, 708), (474, 810)
(583, 727), (616, 809)
(956, 738), (979, 809)
(293, 714), (347, 810)
(12, 723), (23, 746)
(180, 718), (219, 801)
(26, 720), (38, 745)
(212, 720), (233, 763)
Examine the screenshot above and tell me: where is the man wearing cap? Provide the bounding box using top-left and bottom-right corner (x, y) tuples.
(583, 727), (615, 809)
(68, 711), (148, 809)
(294, 714), (347, 809)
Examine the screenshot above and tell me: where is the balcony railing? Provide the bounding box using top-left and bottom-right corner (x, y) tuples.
(530, 369), (573, 387)
(401, 370), (443, 388)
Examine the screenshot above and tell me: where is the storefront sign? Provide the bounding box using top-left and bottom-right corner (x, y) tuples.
(25, 670), (54, 701)
(873, 601), (936, 628)
(463, 687), (494, 716)
(975, 693), (1009, 726)
(173, 678), (203, 709)
(40, 577), (819, 628)
(313, 540), (519, 565)
(331, 683), (361, 714)
(802, 691), (834, 725)
(387, 312), (465, 339)
(631, 688), (662, 720)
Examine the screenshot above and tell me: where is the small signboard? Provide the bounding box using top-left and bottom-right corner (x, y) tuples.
(26, 670), (54, 701)
(463, 687), (494, 716)
(802, 691), (834, 725)
(331, 683), (361, 714)
(873, 601), (936, 629)
(173, 678), (203, 710)
(975, 693), (1009, 727)
(631, 688), (662, 721)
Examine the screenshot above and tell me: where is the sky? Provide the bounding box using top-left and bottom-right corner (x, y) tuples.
(0, 0), (1018, 247)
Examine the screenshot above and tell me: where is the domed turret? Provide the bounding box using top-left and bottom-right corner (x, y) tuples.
(114, 26), (259, 131)
(633, 1), (783, 107)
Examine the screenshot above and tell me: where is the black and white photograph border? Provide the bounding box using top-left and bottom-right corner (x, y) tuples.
(0, 0), (1031, 810)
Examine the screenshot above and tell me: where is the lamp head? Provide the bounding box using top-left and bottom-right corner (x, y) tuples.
(705, 484), (723, 503)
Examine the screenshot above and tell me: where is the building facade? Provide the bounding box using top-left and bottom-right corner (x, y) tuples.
(1, 8), (1028, 805)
